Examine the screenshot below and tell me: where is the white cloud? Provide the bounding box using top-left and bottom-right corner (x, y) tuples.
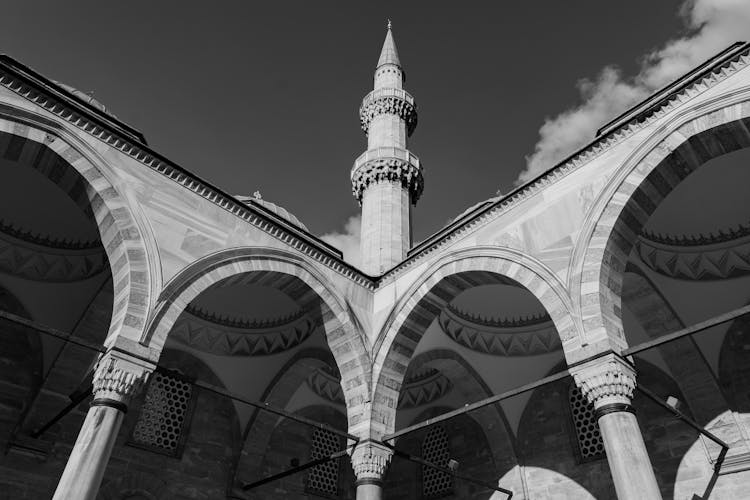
(320, 215), (361, 267)
(518, 0), (750, 185)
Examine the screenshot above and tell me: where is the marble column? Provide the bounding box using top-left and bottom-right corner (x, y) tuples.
(52, 350), (153, 500)
(572, 354), (662, 500)
(350, 441), (392, 500)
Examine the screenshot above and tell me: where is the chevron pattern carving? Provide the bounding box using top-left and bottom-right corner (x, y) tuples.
(307, 366), (345, 405)
(439, 305), (561, 356)
(0, 221), (106, 282)
(397, 367), (452, 409)
(169, 307), (317, 356)
(636, 226), (750, 280)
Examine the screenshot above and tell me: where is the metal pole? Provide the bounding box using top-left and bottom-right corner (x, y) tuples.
(242, 448), (352, 491)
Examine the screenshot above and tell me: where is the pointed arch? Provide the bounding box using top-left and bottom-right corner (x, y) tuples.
(0, 110), (154, 349)
(144, 247), (371, 430)
(575, 94), (750, 357)
(371, 247), (578, 439)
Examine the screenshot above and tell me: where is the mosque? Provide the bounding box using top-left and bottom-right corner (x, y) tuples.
(1, 23), (750, 500)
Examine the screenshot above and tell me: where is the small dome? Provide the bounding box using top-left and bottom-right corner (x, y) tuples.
(449, 196), (501, 225)
(54, 81), (115, 117)
(236, 193), (308, 232)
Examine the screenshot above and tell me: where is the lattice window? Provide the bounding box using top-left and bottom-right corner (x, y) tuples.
(569, 385), (605, 460)
(131, 372), (193, 455)
(421, 426), (453, 498)
(306, 428), (340, 496)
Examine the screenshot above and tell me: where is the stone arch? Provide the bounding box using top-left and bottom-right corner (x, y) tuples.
(576, 97), (750, 355)
(144, 247), (370, 430)
(372, 247), (578, 439)
(233, 347), (341, 490)
(0, 113), (153, 349)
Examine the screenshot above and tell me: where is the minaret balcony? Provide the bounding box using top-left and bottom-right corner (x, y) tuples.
(350, 147), (424, 204)
(359, 88), (418, 136)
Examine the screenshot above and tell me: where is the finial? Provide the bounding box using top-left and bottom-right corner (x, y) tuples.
(253, 190), (262, 200)
(387, 19), (392, 30)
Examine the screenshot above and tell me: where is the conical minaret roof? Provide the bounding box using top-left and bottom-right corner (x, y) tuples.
(377, 21), (401, 68)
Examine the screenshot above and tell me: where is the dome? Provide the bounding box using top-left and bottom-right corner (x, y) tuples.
(236, 193), (308, 232)
(449, 195), (501, 225)
(54, 81), (115, 117)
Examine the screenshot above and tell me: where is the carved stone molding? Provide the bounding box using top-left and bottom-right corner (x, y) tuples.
(92, 351), (154, 407)
(397, 367), (452, 409)
(0, 220), (106, 282)
(169, 306), (317, 356)
(359, 88), (418, 136)
(635, 225), (750, 280)
(351, 156), (424, 204)
(439, 305), (561, 356)
(571, 354), (636, 410)
(307, 366), (345, 405)
(350, 441), (392, 483)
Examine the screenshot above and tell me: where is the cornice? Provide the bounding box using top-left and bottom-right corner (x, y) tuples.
(439, 306), (561, 356)
(640, 222), (750, 247)
(0, 57), (376, 291)
(351, 155), (424, 204)
(184, 303), (306, 329)
(379, 42), (750, 282)
(0, 218), (101, 250)
(397, 367), (452, 409)
(307, 366), (345, 405)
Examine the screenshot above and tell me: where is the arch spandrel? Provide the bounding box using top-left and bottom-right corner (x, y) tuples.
(370, 247), (581, 440)
(0, 112), (155, 353)
(143, 247), (372, 431)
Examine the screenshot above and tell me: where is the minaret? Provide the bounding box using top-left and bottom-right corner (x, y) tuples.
(351, 21), (423, 275)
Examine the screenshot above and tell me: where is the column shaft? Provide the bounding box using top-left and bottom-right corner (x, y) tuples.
(52, 404), (124, 500)
(599, 410), (662, 500)
(356, 481), (383, 500)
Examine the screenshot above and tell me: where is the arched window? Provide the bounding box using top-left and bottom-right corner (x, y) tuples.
(130, 371), (194, 456)
(306, 428), (341, 496)
(421, 426), (453, 498)
(569, 384), (604, 461)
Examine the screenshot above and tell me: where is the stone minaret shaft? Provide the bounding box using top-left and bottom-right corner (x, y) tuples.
(351, 23), (423, 275)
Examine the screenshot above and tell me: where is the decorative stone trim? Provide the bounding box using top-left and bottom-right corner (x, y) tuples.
(381, 43), (750, 282)
(92, 351), (154, 407)
(307, 366), (345, 404)
(439, 305), (561, 356)
(169, 307), (317, 356)
(571, 354), (636, 410)
(0, 218), (101, 250)
(0, 62), (375, 290)
(350, 441), (392, 483)
(351, 156), (424, 204)
(0, 228), (107, 282)
(359, 88), (418, 136)
(635, 225), (750, 280)
(397, 368), (452, 409)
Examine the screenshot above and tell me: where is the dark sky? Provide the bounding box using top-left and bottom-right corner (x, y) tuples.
(0, 1), (687, 242)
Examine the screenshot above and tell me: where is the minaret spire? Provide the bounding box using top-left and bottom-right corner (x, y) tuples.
(351, 24), (423, 275)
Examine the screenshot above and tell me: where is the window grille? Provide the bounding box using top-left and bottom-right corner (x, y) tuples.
(131, 372), (193, 455)
(306, 428), (340, 496)
(421, 426), (453, 498)
(569, 385), (605, 460)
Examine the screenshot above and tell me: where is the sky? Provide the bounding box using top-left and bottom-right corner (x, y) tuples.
(2, 1), (749, 264)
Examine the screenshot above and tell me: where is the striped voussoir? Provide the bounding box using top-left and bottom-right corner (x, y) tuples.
(579, 101), (750, 349)
(145, 249), (371, 430)
(0, 119), (151, 347)
(370, 249), (576, 439)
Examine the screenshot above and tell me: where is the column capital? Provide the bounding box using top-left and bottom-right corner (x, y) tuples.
(350, 441), (392, 484)
(571, 354), (636, 412)
(92, 350), (154, 410)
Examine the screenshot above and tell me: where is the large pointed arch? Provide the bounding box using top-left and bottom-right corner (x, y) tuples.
(371, 247), (579, 440)
(143, 247), (371, 429)
(575, 94), (750, 357)
(0, 109), (154, 349)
